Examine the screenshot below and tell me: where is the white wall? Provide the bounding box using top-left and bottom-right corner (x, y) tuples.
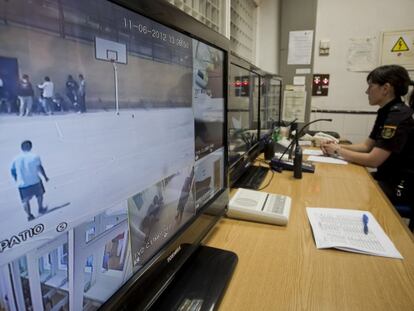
(255, 0), (280, 74)
(311, 0), (414, 143)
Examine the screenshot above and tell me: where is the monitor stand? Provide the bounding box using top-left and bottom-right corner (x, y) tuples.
(149, 245), (238, 311)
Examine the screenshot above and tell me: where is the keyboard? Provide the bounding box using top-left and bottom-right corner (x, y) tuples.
(228, 188), (292, 226)
(233, 166), (269, 190)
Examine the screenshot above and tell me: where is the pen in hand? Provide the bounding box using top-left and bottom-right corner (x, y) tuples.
(362, 214), (369, 235)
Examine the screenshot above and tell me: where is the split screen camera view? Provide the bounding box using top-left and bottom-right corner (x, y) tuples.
(0, 1), (225, 310)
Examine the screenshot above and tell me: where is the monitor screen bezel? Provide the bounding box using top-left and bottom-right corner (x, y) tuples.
(228, 54), (262, 155)
(227, 54), (263, 186)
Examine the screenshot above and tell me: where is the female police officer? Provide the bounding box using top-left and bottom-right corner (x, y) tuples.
(321, 64), (414, 205)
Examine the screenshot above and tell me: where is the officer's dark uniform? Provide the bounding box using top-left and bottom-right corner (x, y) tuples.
(370, 98), (414, 204)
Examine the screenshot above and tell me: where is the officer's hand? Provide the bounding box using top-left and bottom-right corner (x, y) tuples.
(322, 142), (339, 156)
(320, 140), (336, 155)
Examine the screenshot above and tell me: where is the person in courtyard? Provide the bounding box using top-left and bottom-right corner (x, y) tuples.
(17, 74), (34, 116)
(11, 140), (49, 221)
(78, 74), (86, 113)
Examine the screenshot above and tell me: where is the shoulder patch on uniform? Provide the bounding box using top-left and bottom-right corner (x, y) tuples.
(381, 125), (397, 139)
(389, 104), (400, 112)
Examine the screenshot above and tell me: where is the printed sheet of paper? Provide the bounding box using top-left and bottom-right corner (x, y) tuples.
(307, 155), (347, 164)
(306, 208), (403, 259)
(288, 30), (314, 65)
(347, 37), (377, 72)
(303, 149), (324, 156)
(282, 89), (306, 122)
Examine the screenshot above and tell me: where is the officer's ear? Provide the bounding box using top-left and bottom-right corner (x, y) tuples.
(382, 82), (393, 96)
(384, 82), (394, 92)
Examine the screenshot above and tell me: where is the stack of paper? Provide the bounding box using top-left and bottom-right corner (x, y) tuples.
(307, 155), (348, 165)
(303, 149), (324, 156)
(306, 208), (402, 259)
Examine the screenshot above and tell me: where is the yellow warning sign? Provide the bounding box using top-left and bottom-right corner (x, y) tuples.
(391, 37), (409, 52)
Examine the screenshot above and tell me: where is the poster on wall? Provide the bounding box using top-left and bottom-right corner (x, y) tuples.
(380, 30), (414, 69)
(347, 37), (378, 72)
(287, 30), (314, 65)
(282, 85), (306, 122)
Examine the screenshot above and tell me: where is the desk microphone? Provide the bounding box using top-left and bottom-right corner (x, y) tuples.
(285, 118), (298, 127)
(265, 118), (298, 161)
(292, 118), (332, 179)
(272, 118), (298, 129)
(272, 118), (332, 177)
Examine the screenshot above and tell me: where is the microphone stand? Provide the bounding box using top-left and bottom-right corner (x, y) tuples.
(272, 118), (332, 177)
(293, 129), (302, 178)
(292, 118), (332, 179)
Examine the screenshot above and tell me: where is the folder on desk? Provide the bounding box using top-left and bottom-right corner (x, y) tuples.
(306, 208), (402, 259)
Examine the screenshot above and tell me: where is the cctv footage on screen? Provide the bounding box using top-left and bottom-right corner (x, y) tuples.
(0, 0), (225, 310)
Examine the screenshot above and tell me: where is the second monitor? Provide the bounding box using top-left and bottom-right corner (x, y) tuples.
(227, 55), (282, 189)
(228, 57), (261, 188)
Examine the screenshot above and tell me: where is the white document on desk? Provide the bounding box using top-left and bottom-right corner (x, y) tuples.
(303, 149), (324, 156)
(308, 155), (348, 164)
(306, 208), (403, 259)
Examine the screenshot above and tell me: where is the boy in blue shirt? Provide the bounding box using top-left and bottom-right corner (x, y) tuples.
(11, 140), (49, 221)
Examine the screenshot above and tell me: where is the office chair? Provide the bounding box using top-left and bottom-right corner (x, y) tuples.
(395, 201), (414, 231)
(394, 170), (414, 231)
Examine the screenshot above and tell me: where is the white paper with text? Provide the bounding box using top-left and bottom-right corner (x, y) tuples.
(307, 155), (348, 165)
(306, 208), (402, 259)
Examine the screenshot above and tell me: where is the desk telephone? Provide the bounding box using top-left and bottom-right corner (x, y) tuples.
(313, 132), (339, 144)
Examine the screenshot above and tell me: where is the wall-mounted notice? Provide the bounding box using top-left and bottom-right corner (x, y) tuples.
(293, 76), (306, 85)
(288, 30), (314, 65)
(380, 30), (414, 69)
(296, 68), (311, 74)
(347, 37), (377, 72)
(282, 86), (306, 122)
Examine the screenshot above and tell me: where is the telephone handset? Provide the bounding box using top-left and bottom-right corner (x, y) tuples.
(313, 132), (339, 144)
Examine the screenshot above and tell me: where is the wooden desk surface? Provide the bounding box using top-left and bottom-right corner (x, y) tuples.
(204, 158), (414, 311)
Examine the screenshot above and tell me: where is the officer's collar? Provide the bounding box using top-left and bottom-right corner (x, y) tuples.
(378, 97), (401, 115)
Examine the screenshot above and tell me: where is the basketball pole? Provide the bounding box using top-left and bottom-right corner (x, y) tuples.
(111, 59), (119, 115)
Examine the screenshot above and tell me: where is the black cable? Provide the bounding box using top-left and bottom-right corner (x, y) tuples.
(272, 118), (333, 171)
(257, 168), (274, 191)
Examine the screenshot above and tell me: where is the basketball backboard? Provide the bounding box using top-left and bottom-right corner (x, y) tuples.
(95, 37), (127, 64)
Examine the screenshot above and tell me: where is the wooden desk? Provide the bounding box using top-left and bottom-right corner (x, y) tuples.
(204, 159), (414, 311)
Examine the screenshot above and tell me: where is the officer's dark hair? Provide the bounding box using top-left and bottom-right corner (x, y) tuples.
(409, 80), (414, 109)
(367, 65), (410, 98)
(21, 140), (32, 151)
(45, 76), (50, 81)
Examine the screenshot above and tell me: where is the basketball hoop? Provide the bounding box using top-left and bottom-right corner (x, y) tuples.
(95, 37), (126, 64)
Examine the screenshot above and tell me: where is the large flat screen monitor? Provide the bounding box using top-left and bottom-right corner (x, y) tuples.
(0, 1), (232, 310)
